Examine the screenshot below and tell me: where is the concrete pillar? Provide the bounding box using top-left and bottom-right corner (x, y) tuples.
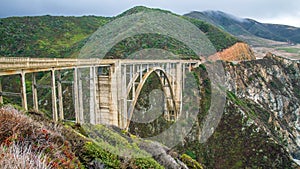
(132, 65), (136, 100)
(110, 62), (121, 127)
(57, 71), (64, 120)
(166, 63), (170, 75)
(20, 71), (28, 111)
(182, 64), (186, 93)
(89, 66), (96, 124)
(122, 65), (128, 128)
(74, 68), (80, 123)
(171, 63), (175, 94)
(129, 65), (135, 100)
(139, 64), (143, 83)
(0, 78), (3, 104)
(175, 62), (183, 117)
(51, 69), (58, 121)
(78, 69), (84, 123)
(116, 61), (123, 127)
(32, 73), (38, 111)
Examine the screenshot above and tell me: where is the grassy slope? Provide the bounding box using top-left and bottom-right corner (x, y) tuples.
(0, 6), (239, 59)
(0, 106), (166, 168)
(0, 15), (110, 58)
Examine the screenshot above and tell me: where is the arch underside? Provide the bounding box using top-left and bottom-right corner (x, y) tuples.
(126, 67), (178, 128)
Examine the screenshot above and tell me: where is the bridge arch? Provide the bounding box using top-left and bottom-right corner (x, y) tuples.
(126, 67), (178, 129)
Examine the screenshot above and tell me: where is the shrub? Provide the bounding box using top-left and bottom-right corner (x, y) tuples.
(0, 106), (82, 169)
(0, 143), (51, 169)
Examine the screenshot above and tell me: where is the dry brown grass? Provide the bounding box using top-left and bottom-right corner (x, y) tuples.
(0, 143), (51, 169)
(0, 106), (82, 168)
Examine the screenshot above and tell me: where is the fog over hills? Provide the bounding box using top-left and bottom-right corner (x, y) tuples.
(185, 10), (300, 44)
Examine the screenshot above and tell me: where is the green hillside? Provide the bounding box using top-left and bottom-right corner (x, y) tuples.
(0, 15), (110, 58)
(0, 6), (239, 59)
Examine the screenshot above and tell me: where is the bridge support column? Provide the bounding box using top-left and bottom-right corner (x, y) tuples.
(51, 69), (58, 121)
(57, 71), (64, 120)
(174, 62), (183, 117)
(20, 71), (28, 111)
(78, 69), (84, 123)
(120, 65), (128, 128)
(90, 67), (96, 124)
(110, 62), (121, 127)
(74, 68), (80, 123)
(32, 73), (38, 111)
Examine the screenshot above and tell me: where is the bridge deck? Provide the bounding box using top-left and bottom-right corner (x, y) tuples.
(0, 57), (200, 75)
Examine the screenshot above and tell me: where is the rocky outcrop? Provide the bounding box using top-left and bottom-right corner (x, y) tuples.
(225, 53), (300, 162)
(209, 42), (256, 61)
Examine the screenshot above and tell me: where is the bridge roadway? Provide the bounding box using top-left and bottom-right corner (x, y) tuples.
(0, 57), (201, 129)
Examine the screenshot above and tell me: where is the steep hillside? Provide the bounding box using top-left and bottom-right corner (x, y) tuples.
(0, 106), (203, 169)
(174, 54), (300, 168)
(185, 11), (300, 44)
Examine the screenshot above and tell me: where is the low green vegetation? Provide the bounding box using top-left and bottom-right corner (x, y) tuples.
(0, 105), (166, 168)
(277, 47), (300, 54)
(0, 15), (110, 58)
(180, 154), (203, 169)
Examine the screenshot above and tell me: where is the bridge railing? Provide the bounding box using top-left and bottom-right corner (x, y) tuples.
(0, 57), (201, 69)
(0, 57), (117, 70)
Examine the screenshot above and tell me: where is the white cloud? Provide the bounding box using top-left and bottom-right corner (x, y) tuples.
(262, 15), (300, 27)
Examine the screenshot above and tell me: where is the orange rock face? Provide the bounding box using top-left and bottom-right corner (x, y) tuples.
(209, 42), (256, 62)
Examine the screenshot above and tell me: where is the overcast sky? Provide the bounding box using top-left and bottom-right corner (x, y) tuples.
(1, 0), (300, 27)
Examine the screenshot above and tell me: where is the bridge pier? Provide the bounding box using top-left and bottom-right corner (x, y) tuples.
(57, 71), (64, 120)
(78, 69), (84, 123)
(74, 68), (80, 123)
(51, 69), (58, 121)
(32, 73), (38, 111)
(175, 62), (183, 117)
(89, 66), (97, 124)
(20, 71), (28, 111)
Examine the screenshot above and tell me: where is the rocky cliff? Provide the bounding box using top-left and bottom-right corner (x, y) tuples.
(225, 53), (300, 160)
(175, 53), (300, 168)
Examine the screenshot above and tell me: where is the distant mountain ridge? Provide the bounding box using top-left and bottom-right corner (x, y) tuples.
(185, 10), (300, 44)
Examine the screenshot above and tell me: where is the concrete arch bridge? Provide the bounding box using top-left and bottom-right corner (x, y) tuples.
(0, 57), (200, 129)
